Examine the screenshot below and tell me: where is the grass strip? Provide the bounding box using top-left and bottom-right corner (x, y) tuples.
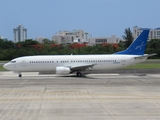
(0, 66), (7, 71)
(125, 63), (160, 69)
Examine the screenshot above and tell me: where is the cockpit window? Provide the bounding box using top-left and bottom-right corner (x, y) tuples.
(11, 61), (16, 63)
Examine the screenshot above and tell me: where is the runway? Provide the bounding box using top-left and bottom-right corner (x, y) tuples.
(0, 72), (160, 120)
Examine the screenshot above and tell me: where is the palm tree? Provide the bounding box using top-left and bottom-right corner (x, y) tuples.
(122, 28), (134, 48)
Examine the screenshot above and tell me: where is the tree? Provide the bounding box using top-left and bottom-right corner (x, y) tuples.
(0, 39), (15, 49)
(16, 39), (39, 48)
(146, 39), (160, 58)
(42, 38), (55, 44)
(122, 28), (134, 48)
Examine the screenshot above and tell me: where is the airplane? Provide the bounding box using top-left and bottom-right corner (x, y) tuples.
(3, 29), (156, 77)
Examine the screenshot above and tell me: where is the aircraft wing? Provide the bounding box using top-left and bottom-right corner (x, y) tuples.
(69, 64), (96, 71)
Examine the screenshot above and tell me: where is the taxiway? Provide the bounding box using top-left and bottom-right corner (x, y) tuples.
(0, 72), (160, 120)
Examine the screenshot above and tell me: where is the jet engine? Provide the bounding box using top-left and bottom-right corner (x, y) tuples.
(56, 66), (71, 75)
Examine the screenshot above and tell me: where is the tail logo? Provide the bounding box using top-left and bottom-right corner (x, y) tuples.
(135, 41), (145, 50)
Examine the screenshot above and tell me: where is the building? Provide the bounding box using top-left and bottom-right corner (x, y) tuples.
(0, 36), (8, 41)
(88, 35), (121, 46)
(52, 30), (89, 44)
(133, 26), (160, 40)
(35, 36), (45, 43)
(13, 25), (27, 42)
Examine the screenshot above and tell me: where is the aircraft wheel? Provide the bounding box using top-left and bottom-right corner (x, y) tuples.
(77, 72), (82, 77)
(18, 74), (22, 77)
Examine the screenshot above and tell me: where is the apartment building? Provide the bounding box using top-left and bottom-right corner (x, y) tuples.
(13, 25), (27, 42)
(133, 26), (160, 40)
(52, 30), (88, 44)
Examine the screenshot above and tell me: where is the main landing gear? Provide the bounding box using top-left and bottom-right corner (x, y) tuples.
(18, 74), (22, 77)
(76, 72), (82, 77)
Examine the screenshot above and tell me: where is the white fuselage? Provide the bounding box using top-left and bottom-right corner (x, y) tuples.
(4, 54), (147, 73)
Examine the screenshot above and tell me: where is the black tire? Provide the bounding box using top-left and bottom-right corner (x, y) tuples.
(18, 74), (22, 77)
(77, 72), (82, 77)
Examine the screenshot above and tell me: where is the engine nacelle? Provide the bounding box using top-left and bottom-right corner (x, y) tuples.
(56, 66), (71, 75)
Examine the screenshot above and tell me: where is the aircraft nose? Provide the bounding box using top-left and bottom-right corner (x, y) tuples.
(3, 63), (11, 70)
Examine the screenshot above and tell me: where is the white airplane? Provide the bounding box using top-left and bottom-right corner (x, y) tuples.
(3, 29), (155, 77)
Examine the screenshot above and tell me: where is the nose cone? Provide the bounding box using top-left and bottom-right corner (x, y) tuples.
(3, 63), (8, 70)
(3, 63), (11, 70)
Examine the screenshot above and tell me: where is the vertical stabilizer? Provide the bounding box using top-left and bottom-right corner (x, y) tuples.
(115, 29), (150, 55)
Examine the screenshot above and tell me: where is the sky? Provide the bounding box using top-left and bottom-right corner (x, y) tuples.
(1, 0), (160, 40)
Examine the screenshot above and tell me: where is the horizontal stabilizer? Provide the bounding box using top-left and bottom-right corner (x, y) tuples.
(134, 53), (157, 58)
